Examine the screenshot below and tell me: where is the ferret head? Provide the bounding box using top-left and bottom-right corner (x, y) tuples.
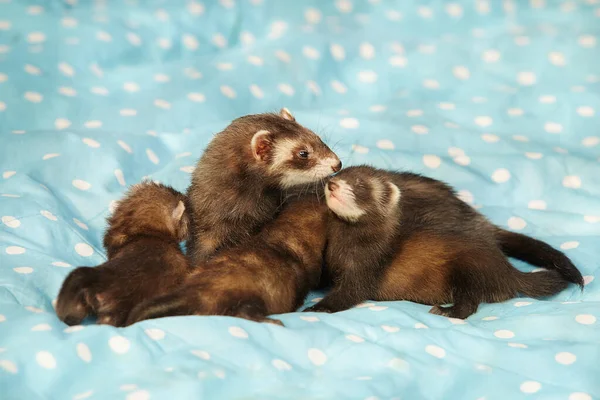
(325, 166), (400, 223)
(236, 108), (341, 188)
(103, 182), (190, 255)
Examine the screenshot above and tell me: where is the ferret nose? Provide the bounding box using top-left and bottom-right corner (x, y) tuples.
(332, 161), (342, 173)
(327, 181), (339, 192)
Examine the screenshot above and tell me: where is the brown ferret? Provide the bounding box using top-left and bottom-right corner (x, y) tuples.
(186, 108), (340, 264)
(306, 165), (584, 319)
(126, 194), (328, 326)
(55, 182), (190, 327)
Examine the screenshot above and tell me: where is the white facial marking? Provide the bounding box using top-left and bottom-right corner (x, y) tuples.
(251, 130), (271, 160)
(277, 155), (339, 188)
(270, 139), (299, 171)
(326, 179), (366, 222)
(171, 201), (185, 222)
(387, 182), (401, 208)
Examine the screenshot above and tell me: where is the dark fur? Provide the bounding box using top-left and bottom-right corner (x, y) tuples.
(55, 182), (191, 327)
(307, 165), (583, 319)
(126, 195), (328, 326)
(186, 109), (340, 264)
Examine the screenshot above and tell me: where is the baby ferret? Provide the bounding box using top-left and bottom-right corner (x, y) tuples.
(186, 108), (341, 264)
(55, 182), (190, 327)
(307, 165), (584, 319)
(126, 195), (328, 326)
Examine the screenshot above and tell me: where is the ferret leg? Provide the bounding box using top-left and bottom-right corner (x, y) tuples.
(230, 296), (284, 326)
(429, 302), (478, 319)
(304, 272), (375, 313)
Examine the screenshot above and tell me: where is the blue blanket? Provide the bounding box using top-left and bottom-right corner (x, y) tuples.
(1, 1), (599, 399)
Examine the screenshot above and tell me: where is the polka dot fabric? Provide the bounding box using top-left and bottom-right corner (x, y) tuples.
(1, 1), (599, 399)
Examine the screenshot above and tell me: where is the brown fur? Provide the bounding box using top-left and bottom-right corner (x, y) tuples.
(186, 109), (340, 264)
(55, 182), (191, 327)
(308, 165), (582, 319)
(126, 195), (328, 326)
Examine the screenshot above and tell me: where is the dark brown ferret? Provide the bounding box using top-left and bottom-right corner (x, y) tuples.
(306, 165), (584, 319)
(186, 108), (340, 264)
(126, 195), (328, 326)
(55, 182), (190, 327)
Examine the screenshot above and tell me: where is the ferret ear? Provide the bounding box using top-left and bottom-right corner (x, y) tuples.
(251, 129), (272, 161)
(387, 182), (401, 209)
(279, 107), (295, 122)
(171, 201), (186, 223)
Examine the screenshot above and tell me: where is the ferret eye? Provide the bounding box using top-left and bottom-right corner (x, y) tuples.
(298, 150), (310, 159)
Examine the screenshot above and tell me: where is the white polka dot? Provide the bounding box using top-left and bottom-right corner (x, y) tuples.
(111, 169), (126, 187)
(73, 390), (93, 400)
(36, 351), (56, 369)
(520, 381), (541, 394)
(423, 155), (442, 169)
(358, 70), (378, 83)
(179, 166), (195, 174)
(84, 120), (102, 129)
(246, 55), (263, 66)
(376, 139), (395, 150)
(228, 326), (248, 339)
(82, 138), (100, 148)
(381, 325), (400, 333)
(576, 314), (596, 325)
(54, 118), (71, 129)
(560, 241), (579, 250)
(340, 118), (359, 129)
(305, 8), (322, 24)
(515, 36), (530, 46)
(2, 171), (15, 179)
(539, 95), (556, 104)
(278, 83), (295, 96)
(508, 343), (527, 348)
(23, 64), (41, 76)
(329, 44), (345, 61)
(357, 42), (376, 60)
(422, 79), (440, 89)
(6, 246), (25, 255)
(584, 215), (600, 223)
(453, 66), (470, 80)
(555, 352), (576, 365)
(154, 99), (171, 110)
(508, 217), (527, 230)
(302, 46), (320, 60)
(0, 360), (17, 373)
(63, 325), (84, 333)
(0, 46), (10, 55)
(415, 323), (428, 329)
(525, 200), (546, 210)
(456, 190), (474, 204)
(544, 122), (564, 135)
(547, 52), (566, 67)
(474, 116), (493, 127)
(308, 348), (327, 365)
(369, 105), (386, 113)
(220, 85), (236, 99)
(578, 35), (596, 48)
(187, 1), (204, 15)
(24, 91), (43, 103)
(0, 20), (11, 30)
(482, 49), (501, 63)
(214, 369), (226, 379)
(109, 336), (130, 354)
(183, 67), (202, 79)
(494, 330), (515, 339)
(569, 393), (592, 400)
(417, 6), (433, 18)
(185, 92), (206, 103)
(306, 80), (321, 96)
(42, 153), (60, 161)
(119, 109), (137, 117)
(425, 345), (445, 358)
(577, 106), (595, 117)
(96, 31), (112, 42)
(143, 149), (159, 166)
(405, 109), (423, 117)
(245, 84), (263, 99)
(299, 316), (320, 323)
(346, 334), (364, 343)
(126, 390), (150, 400)
(2, 216), (20, 228)
(272, 359), (292, 370)
(491, 169), (511, 183)
(445, 3), (463, 17)
(212, 33), (227, 48)
(331, 80), (347, 94)
(563, 176), (582, 189)
(145, 328), (165, 340)
(25, 306), (44, 313)
(517, 71), (537, 86)
(584, 275), (594, 285)
(14, 266), (33, 274)
(480, 133), (499, 143)
(582, 136), (599, 147)
(74, 243), (94, 257)
(482, 316), (498, 321)
(76, 343), (92, 363)
(268, 20), (288, 39)
(514, 301), (532, 307)
(352, 145), (369, 154)
(58, 62), (75, 77)
(27, 32), (46, 43)
(411, 125), (428, 134)
(335, 0), (353, 13)
(389, 55), (407, 67)
(555, 146), (569, 154)
(71, 218), (88, 230)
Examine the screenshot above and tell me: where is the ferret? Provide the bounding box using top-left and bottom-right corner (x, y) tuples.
(126, 195), (328, 326)
(186, 108), (340, 264)
(55, 182), (190, 327)
(306, 165), (584, 319)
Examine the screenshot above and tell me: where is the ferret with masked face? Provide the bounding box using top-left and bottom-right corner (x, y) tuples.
(186, 108), (341, 264)
(55, 182), (190, 327)
(307, 165), (583, 319)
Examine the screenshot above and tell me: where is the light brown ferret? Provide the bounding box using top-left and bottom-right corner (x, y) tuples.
(55, 182), (190, 327)
(126, 194), (328, 326)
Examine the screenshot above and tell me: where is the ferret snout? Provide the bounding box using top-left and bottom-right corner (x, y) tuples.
(332, 161), (342, 173)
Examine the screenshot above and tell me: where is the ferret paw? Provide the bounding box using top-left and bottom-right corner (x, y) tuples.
(303, 304), (333, 313)
(263, 317), (284, 326)
(429, 305), (452, 317)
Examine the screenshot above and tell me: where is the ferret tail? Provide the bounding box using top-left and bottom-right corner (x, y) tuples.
(513, 270), (569, 298)
(495, 229), (584, 288)
(56, 267), (99, 325)
(126, 292), (201, 326)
